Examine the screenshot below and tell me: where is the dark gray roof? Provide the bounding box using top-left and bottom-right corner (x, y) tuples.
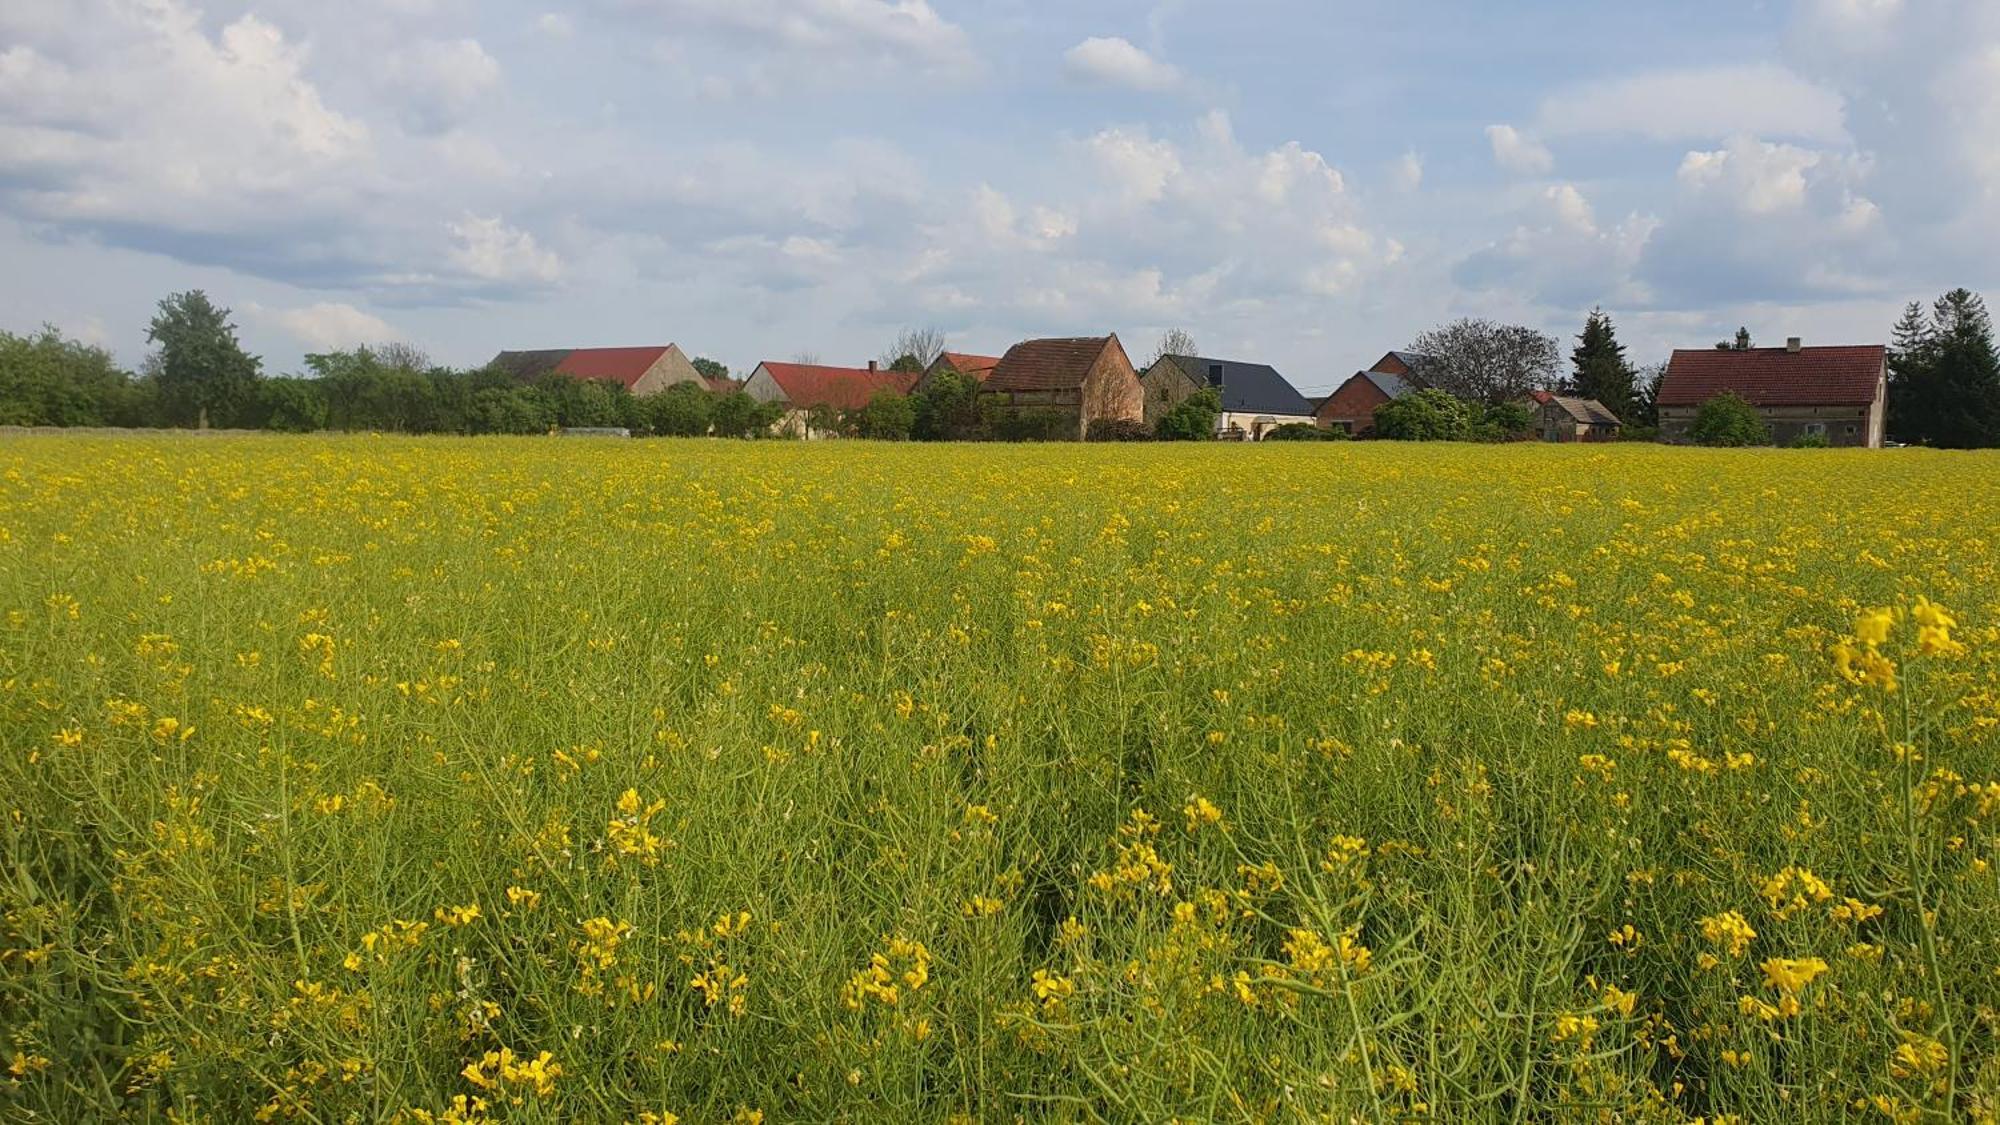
(490, 350), (574, 380)
(1361, 370), (1419, 400)
(1161, 356), (1316, 417)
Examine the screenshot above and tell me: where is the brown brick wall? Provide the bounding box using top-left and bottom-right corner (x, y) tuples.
(1315, 376), (1391, 434)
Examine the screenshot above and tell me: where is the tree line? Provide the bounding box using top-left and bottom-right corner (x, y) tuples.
(5, 289), (1997, 446)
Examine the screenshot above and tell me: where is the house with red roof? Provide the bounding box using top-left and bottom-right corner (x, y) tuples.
(982, 335), (1143, 441)
(917, 351), (1003, 390)
(743, 361), (920, 438)
(489, 345), (703, 397)
(1658, 339), (1887, 448)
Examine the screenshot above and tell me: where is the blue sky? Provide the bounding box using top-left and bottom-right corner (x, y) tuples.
(3, 0), (1996, 393)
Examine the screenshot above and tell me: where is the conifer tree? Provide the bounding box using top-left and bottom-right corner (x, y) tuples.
(1570, 308), (1638, 422)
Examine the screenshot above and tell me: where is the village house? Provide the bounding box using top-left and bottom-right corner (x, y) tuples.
(489, 345), (704, 397)
(1140, 355), (1318, 440)
(982, 335), (1144, 440)
(917, 351), (1003, 391)
(1527, 390), (1623, 442)
(1315, 352), (1438, 435)
(1657, 339), (1888, 448)
(742, 361), (919, 438)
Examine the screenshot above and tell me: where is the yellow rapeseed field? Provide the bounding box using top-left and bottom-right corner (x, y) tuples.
(3, 434), (1998, 1122)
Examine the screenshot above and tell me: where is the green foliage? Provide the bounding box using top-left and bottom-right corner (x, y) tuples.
(691, 357), (730, 383)
(1689, 392), (1772, 447)
(710, 391), (780, 438)
(1262, 423), (1333, 442)
(910, 370), (984, 442)
(849, 392), (916, 441)
(885, 355), (926, 375)
(1155, 387), (1222, 441)
(257, 378), (329, 433)
(0, 326), (139, 427)
(1479, 401), (1535, 440)
(146, 290), (262, 428)
(1373, 389), (1475, 441)
(468, 387), (554, 434)
(1570, 308), (1637, 423)
(989, 408), (1072, 443)
(1790, 432), (1833, 449)
(1085, 418), (1154, 442)
(1889, 290), (2000, 449)
(649, 382), (716, 437)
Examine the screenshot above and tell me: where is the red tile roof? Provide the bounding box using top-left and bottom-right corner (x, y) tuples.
(938, 352), (1002, 382)
(551, 347), (675, 390)
(1659, 345), (1886, 408)
(702, 376), (742, 396)
(986, 336), (1120, 393)
(756, 363), (918, 411)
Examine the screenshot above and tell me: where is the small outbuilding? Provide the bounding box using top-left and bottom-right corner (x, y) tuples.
(1527, 390), (1623, 442)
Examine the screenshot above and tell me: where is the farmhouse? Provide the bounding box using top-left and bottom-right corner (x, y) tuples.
(982, 335), (1144, 441)
(1141, 355), (1318, 440)
(743, 361), (919, 438)
(919, 352), (1003, 389)
(1527, 390), (1623, 442)
(489, 345), (703, 397)
(1658, 340), (1888, 448)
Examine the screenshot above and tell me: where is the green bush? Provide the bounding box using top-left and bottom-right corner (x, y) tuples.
(1374, 389), (1474, 441)
(850, 392), (917, 441)
(1263, 423), (1331, 442)
(1085, 418), (1154, 442)
(1690, 392), (1772, 447)
(258, 377), (329, 432)
(649, 382), (716, 437)
(1790, 432), (1833, 449)
(1156, 387), (1222, 441)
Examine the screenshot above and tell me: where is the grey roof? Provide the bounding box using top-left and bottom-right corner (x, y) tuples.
(1547, 394), (1623, 427)
(489, 350), (574, 379)
(1386, 351), (1439, 383)
(1361, 370), (1420, 400)
(1161, 356), (1316, 417)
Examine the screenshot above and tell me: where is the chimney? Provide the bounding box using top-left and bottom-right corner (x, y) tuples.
(1787, 337), (1803, 354)
(868, 360), (878, 374)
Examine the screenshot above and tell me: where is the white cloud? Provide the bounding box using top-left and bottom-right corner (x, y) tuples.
(387, 39), (501, 133)
(1456, 183), (1658, 307)
(260, 302), (401, 350)
(1391, 151), (1424, 192)
(447, 215), (563, 284)
(1084, 128), (1184, 205)
(1063, 37), (1181, 92)
(536, 12), (575, 38)
(1485, 124), (1553, 177)
(1677, 136), (1827, 214)
(1536, 64), (1848, 143)
(598, 0), (974, 70)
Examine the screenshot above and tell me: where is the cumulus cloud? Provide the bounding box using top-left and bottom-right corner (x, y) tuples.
(1456, 184), (1658, 308)
(1485, 125), (1553, 176)
(446, 215), (563, 285)
(386, 38), (501, 133)
(1536, 64), (1848, 143)
(0, 0), (565, 300)
(595, 0), (974, 72)
(258, 302), (402, 350)
(1064, 37), (1181, 93)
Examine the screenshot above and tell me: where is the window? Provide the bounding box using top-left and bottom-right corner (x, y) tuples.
(1804, 423), (1827, 437)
